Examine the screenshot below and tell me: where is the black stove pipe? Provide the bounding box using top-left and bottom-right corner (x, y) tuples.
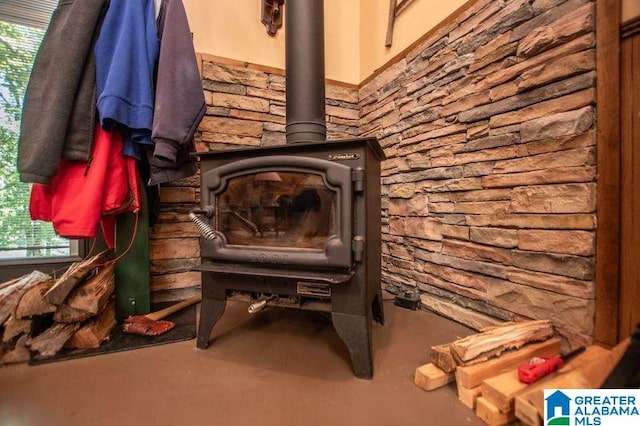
(285, 0), (327, 144)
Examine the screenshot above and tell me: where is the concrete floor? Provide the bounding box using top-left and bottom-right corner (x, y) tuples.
(0, 299), (485, 426)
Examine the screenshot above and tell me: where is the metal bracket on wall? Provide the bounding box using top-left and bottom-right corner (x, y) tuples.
(386, 0), (414, 47)
(261, 0), (284, 36)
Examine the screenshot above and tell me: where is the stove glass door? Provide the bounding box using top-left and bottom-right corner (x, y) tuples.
(217, 171), (337, 250)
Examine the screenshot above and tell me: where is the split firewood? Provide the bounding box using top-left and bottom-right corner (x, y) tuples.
(0, 271), (51, 324)
(450, 320), (553, 365)
(27, 322), (80, 357)
(1, 335), (31, 364)
(64, 263), (115, 315)
(15, 280), (57, 319)
(0, 277), (21, 291)
(429, 342), (457, 373)
(53, 304), (94, 323)
(43, 250), (110, 305)
(2, 316), (32, 343)
(66, 299), (116, 349)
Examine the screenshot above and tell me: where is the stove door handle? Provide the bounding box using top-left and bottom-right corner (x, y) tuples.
(353, 236), (364, 263)
(189, 208), (216, 240)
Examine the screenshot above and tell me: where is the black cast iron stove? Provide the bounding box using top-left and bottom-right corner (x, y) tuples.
(192, 0), (385, 379)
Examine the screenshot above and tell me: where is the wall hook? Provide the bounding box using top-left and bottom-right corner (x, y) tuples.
(261, 0), (284, 36)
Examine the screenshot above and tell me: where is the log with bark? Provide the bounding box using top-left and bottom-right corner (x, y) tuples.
(0, 260), (120, 363)
(15, 280), (57, 319)
(450, 320), (554, 366)
(65, 263), (115, 315)
(27, 323), (81, 357)
(2, 335), (31, 364)
(0, 271), (51, 324)
(430, 342), (458, 373)
(66, 299), (116, 349)
(43, 250), (110, 305)
(2, 316), (32, 342)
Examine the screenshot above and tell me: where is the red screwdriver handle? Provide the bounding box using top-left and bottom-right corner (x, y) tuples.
(517, 356), (564, 384)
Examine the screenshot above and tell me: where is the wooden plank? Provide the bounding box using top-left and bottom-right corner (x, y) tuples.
(456, 337), (562, 388)
(514, 394), (541, 426)
(594, 0), (622, 347)
(457, 382), (481, 410)
(429, 343), (457, 372)
(582, 337), (631, 387)
(414, 362), (455, 391)
(619, 34), (640, 341)
(476, 397), (515, 426)
(385, 0), (397, 47)
(450, 320), (553, 365)
(481, 343), (562, 413)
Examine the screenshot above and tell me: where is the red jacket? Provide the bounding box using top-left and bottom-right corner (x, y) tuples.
(30, 125), (140, 248)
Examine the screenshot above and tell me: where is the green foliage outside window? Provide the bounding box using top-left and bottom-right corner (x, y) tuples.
(0, 21), (70, 258)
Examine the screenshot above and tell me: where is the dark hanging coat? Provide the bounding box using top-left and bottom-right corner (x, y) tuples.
(18, 0), (108, 184)
(148, 0), (206, 185)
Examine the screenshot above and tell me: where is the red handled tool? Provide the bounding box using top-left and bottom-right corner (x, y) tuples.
(517, 346), (586, 384)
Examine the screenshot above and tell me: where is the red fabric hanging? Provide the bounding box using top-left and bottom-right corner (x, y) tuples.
(30, 125), (140, 248)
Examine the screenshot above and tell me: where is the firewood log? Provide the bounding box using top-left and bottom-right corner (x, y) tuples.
(65, 263), (115, 315)
(53, 304), (94, 323)
(66, 299), (116, 349)
(450, 320), (553, 365)
(0, 277), (21, 291)
(15, 280), (57, 319)
(429, 343), (457, 373)
(43, 250), (110, 305)
(27, 323), (80, 357)
(0, 271), (51, 324)
(1, 335), (31, 364)
(2, 316), (32, 342)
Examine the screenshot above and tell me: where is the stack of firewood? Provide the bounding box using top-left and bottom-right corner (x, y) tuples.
(0, 251), (117, 365)
(414, 320), (630, 426)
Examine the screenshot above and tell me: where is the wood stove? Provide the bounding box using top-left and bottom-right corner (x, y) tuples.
(192, 0), (385, 379)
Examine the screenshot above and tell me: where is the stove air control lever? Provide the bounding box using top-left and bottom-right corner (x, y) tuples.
(248, 295), (277, 314)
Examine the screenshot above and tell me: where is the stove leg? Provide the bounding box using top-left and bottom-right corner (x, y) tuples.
(197, 297), (227, 349)
(332, 312), (373, 379)
(372, 291), (385, 326)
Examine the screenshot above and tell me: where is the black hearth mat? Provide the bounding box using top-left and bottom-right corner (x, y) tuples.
(29, 303), (196, 366)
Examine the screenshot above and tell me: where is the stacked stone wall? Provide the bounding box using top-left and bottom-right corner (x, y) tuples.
(361, 0), (596, 348)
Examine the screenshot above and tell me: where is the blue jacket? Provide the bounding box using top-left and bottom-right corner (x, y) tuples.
(94, 0), (159, 158)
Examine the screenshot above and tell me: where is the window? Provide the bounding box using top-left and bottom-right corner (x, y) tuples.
(0, 1), (83, 276)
